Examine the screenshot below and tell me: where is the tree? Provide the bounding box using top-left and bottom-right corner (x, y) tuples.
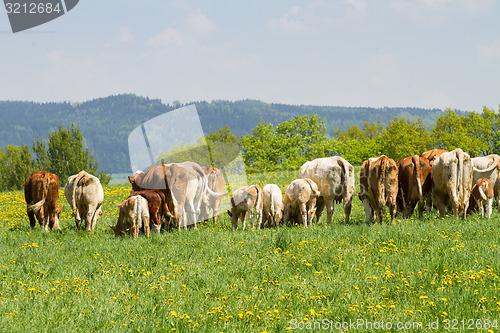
(431, 109), (468, 151)
(33, 124), (111, 185)
(380, 117), (432, 162)
(0, 144), (34, 191)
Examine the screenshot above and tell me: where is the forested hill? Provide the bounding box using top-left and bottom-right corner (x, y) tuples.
(0, 94), (463, 173)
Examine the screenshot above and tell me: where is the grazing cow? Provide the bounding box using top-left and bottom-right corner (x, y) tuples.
(64, 170), (104, 232)
(299, 156), (355, 224)
(358, 155), (398, 225)
(110, 195), (150, 239)
(396, 155), (432, 219)
(128, 161), (225, 231)
(24, 171), (64, 231)
(131, 190), (173, 232)
(227, 185), (263, 231)
(469, 178), (494, 218)
(262, 184), (283, 228)
(199, 165), (225, 223)
(283, 178), (320, 227)
(421, 149), (448, 166)
(471, 154), (500, 212)
(432, 148), (473, 219)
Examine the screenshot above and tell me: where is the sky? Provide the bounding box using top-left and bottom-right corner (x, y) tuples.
(0, 0), (499, 112)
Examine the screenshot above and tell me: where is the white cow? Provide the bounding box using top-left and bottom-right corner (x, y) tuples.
(299, 156), (355, 224)
(432, 148), (473, 219)
(64, 170), (104, 232)
(283, 178), (320, 227)
(472, 154), (500, 212)
(262, 184), (283, 228)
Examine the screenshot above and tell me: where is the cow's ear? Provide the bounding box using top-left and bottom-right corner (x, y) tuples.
(227, 210), (232, 217)
(109, 225), (115, 231)
(56, 206), (64, 213)
(128, 176), (134, 184)
(116, 203), (122, 208)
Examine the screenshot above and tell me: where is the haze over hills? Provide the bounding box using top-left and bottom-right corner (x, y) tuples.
(0, 94), (465, 173)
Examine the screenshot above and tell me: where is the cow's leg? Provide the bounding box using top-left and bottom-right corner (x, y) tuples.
(307, 202), (315, 226)
(314, 197), (325, 224)
(249, 211), (255, 230)
(389, 202), (397, 225)
(478, 200), (484, 217)
(300, 203), (308, 227)
(417, 198), (425, 220)
(27, 210), (37, 228)
(362, 199), (372, 224)
(486, 198), (493, 219)
(242, 212), (247, 231)
(283, 204), (289, 227)
(144, 215), (150, 237)
(343, 196), (352, 224)
(324, 196), (335, 225)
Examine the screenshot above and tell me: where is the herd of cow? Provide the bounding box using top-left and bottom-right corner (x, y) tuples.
(22, 148), (500, 237)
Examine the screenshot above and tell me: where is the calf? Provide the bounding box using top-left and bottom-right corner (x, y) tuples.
(132, 190), (173, 232)
(262, 184), (283, 228)
(283, 178), (320, 227)
(470, 178), (494, 219)
(24, 171), (63, 231)
(110, 195), (150, 239)
(227, 185), (263, 231)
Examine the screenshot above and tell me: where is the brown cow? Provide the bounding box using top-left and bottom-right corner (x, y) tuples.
(283, 178), (320, 227)
(358, 155), (398, 225)
(469, 178), (494, 219)
(396, 155), (432, 219)
(110, 195), (150, 239)
(24, 171), (64, 231)
(227, 185), (263, 231)
(199, 165), (225, 223)
(131, 190), (173, 232)
(421, 149), (448, 166)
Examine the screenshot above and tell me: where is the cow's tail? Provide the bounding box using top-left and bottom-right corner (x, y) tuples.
(253, 185), (262, 212)
(412, 155), (422, 198)
(379, 156), (387, 204)
(473, 155), (500, 172)
(27, 197), (46, 213)
(457, 150), (464, 196)
(71, 171), (86, 216)
(478, 182), (488, 201)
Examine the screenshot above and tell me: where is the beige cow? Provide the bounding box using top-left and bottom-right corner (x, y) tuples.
(65, 170), (104, 232)
(283, 178), (320, 227)
(299, 156), (355, 224)
(262, 184), (283, 228)
(227, 185), (263, 231)
(432, 148), (473, 219)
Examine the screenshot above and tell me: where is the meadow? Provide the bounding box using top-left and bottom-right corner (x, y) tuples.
(0, 171), (499, 332)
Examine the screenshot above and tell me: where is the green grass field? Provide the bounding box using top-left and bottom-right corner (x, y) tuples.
(0, 171), (499, 332)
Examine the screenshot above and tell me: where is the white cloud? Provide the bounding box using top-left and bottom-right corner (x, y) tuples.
(187, 9), (216, 36)
(118, 27), (134, 43)
(266, 6), (308, 35)
(148, 28), (184, 47)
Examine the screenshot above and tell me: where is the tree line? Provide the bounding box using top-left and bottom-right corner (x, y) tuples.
(1, 106), (497, 191)
(207, 107), (500, 173)
(0, 124), (111, 192)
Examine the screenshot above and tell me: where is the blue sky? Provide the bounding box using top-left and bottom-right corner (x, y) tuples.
(1, 0), (499, 111)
